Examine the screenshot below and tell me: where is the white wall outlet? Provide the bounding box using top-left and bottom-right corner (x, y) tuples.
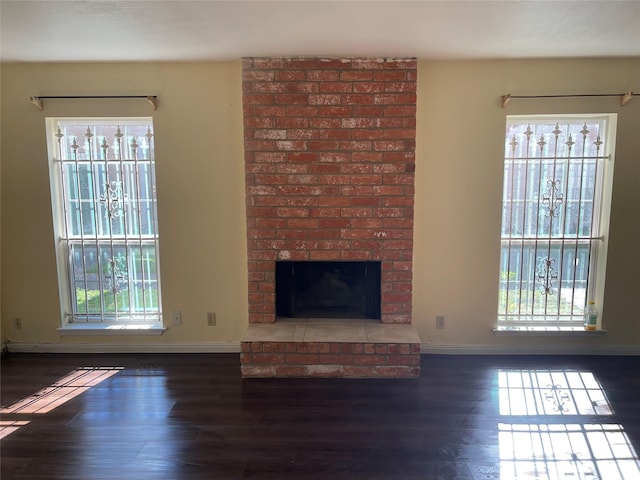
(14, 318), (22, 330)
(171, 311), (182, 326)
(436, 315), (445, 329)
(207, 312), (216, 326)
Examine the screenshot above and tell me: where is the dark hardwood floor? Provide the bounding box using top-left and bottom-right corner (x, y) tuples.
(1, 353), (639, 480)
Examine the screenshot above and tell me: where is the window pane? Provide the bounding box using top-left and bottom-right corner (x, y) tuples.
(49, 118), (162, 324)
(498, 117), (611, 328)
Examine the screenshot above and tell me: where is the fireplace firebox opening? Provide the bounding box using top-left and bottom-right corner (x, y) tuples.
(275, 261), (381, 320)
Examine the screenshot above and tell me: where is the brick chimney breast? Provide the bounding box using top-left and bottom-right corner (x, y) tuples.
(243, 57), (417, 325)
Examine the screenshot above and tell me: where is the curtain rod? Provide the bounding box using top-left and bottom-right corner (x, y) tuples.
(29, 95), (158, 111)
(501, 92), (635, 108)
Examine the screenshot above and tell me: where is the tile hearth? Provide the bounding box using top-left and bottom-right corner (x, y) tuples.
(241, 319), (421, 378)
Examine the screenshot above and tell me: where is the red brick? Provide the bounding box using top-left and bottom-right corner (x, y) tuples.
(243, 70), (275, 81)
(388, 355), (420, 366)
(383, 105), (416, 117)
(244, 94), (275, 105)
(286, 218), (318, 229)
(318, 218), (351, 229)
(255, 152), (287, 163)
(319, 129), (352, 140)
(308, 140), (339, 151)
(339, 140), (372, 151)
(353, 82), (385, 93)
(251, 58), (285, 69)
(373, 140), (406, 151)
(309, 164), (341, 174)
(284, 82), (318, 93)
(350, 218), (383, 229)
(275, 140), (306, 151)
(273, 366), (309, 377)
(319, 106), (351, 117)
(384, 82), (417, 92)
(245, 117), (276, 128)
(277, 164), (308, 175)
(287, 106), (318, 117)
(352, 130), (385, 140)
(287, 152), (317, 163)
(383, 129), (416, 140)
(341, 117), (377, 128)
(320, 82), (353, 93)
(309, 118), (341, 129)
(340, 71), (373, 81)
(284, 354), (320, 364)
(309, 94), (342, 105)
(287, 129), (318, 141)
(252, 82), (286, 93)
(296, 343), (319, 353)
(352, 59), (385, 70)
(309, 250), (340, 260)
(276, 117), (309, 128)
(338, 163), (370, 174)
(276, 94), (309, 105)
(342, 94), (374, 105)
(351, 152), (383, 162)
(306, 70), (340, 81)
(373, 71), (407, 81)
(354, 354), (386, 365)
(342, 251), (372, 260)
(384, 59), (417, 69)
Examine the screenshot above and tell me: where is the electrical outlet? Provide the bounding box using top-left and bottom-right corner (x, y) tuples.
(207, 312), (216, 326)
(14, 318), (22, 330)
(171, 311), (182, 326)
(436, 315), (445, 329)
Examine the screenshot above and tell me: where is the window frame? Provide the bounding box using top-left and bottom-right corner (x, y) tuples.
(496, 114), (617, 331)
(46, 117), (165, 334)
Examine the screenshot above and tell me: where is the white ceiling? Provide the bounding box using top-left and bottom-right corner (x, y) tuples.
(1, 0), (639, 62)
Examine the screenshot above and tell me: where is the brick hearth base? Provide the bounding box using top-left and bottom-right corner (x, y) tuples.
(241, 319), (421, 378)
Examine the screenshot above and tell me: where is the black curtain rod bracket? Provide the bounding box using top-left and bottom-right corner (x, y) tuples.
(29, 95), (158, 111)
(501, 92), (635, 108)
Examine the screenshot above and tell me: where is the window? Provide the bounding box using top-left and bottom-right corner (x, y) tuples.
(497, 115), (616, 330)
(47, 118), (162, 327)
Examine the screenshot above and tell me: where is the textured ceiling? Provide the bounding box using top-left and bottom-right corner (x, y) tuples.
(1, 1), (639, 62)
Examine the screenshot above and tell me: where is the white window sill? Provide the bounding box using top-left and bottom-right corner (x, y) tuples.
(493, 327), (608, 338)
(58, 324), (167, 336)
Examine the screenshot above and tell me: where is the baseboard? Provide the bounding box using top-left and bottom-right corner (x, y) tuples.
(421, 343), (640, 355)
(6, 342), (241, 354)
(5, 342), (638, 356)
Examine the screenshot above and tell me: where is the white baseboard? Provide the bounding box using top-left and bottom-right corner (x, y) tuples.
(421, 344), (640, 355)
(6, 342), (638, 356)
(6, 342), (241, 354)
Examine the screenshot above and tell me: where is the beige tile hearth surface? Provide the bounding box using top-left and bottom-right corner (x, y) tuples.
(242, 318), (421, 344)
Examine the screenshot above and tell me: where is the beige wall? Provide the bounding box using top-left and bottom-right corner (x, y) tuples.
(414, 58), (639, 352)
(1, 62), (248, 348)
(1, 58), (638, 352)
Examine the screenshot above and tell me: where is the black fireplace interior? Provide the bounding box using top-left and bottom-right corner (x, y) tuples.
(276, 261), (381, 319)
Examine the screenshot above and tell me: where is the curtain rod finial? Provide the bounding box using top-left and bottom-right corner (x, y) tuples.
(30, 96), (43, 110)
(501, 94), (511, 108)
(147, 96), (158, 110)
(620, 92), (633, 107)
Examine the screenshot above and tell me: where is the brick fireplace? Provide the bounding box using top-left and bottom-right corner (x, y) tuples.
(240, 57), (421, 377)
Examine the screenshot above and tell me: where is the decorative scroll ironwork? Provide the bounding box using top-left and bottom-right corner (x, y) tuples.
(104, 255), (127, 294)
(100, 181), (128, 219)
(541, 178), (564, 218)
(536, 256), (558, 295)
